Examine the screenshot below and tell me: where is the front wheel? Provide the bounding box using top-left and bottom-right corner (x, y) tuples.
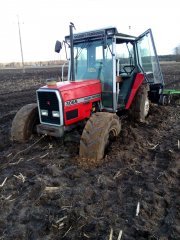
(11, 103), (39, 142)
(79, 112), (121, 166)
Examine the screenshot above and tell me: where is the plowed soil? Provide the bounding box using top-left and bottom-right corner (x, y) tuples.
(0, 63), (179, 240)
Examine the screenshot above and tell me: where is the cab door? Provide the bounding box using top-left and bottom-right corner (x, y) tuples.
(135, 29), (164, 85)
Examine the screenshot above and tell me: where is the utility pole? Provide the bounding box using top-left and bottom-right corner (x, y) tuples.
(17, 15), (25, 73)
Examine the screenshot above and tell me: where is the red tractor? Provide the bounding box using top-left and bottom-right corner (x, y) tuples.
(11, 23), (164, 162)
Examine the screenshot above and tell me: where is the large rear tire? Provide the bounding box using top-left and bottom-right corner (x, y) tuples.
(11, 103), (39, 142)
(79, 112), (121, 165)
(129, 84), (150, 122)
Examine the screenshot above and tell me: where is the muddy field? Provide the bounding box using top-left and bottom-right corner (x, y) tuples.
(0, 63), (179, 239)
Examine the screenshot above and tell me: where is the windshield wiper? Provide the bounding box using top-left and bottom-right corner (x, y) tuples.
(107, 44), (114, 56)
(75, 41), (91, 59)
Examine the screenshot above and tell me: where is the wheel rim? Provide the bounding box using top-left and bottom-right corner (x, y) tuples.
(144, 98), (150, 117)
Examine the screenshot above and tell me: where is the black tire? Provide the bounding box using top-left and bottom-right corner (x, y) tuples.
(79, 112), (121, 165)
(11, 103), (39, 142)
(129, 84), (150, 122)
(159, 94), (171, 105)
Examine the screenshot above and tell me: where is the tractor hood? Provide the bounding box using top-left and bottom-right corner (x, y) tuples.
(39, 79), (102, 102)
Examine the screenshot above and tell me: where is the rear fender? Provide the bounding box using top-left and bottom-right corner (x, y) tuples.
(125, 73), (145, 109)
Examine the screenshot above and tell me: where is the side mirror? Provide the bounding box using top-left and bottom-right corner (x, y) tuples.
(55, 40), (62, 53)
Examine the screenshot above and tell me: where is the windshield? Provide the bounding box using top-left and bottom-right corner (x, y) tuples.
(74, 39), (112, 81)
(74, 39), (114, 108)
(116, 42), (135, 74)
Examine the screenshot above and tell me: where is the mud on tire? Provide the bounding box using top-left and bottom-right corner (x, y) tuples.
(79, 112), (121, 166)
(129, 83), (150, 122)
(11, 103), (39, 142)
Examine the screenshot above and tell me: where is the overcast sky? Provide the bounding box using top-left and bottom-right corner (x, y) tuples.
(0, 0), (180, 63)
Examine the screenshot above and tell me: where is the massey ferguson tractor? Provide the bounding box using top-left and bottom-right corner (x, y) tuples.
(11, 23), (164, 162)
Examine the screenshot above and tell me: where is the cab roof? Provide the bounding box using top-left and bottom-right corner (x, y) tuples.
(65, 27), (136, 43)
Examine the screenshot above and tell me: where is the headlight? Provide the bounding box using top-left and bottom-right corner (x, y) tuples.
(41, 110), (48, 116)
(52, 111), (60, 118)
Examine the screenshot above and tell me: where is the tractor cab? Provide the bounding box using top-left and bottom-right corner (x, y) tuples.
(63, 27), (164, 112)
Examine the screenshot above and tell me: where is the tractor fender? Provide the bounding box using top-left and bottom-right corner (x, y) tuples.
(125, 73), (149, 109)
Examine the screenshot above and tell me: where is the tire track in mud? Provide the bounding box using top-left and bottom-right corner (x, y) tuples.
(0, 87), (38, 151)
(138, 109), (179, 239)
(0, 105), (179, 239)
(0, 88), (37, 114)
(104, 105), (180, 239)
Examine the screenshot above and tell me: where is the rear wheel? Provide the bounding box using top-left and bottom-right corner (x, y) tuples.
(129, 84), (150, 122)
(79, 112), (121, 166)
(11, 103), (39, 142)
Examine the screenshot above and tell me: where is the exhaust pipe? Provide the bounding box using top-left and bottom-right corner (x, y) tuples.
(69, 22), (75, 81)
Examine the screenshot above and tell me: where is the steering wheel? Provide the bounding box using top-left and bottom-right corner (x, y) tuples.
(123, 65), (135, 75)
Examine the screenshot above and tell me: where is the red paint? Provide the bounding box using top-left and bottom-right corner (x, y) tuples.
(125, 73), (144, 109)
(63, 80), (101, 125)
(60, 80), (101, 102)
(64, 101), (93, 125)
(42, 79), (101, 126)
(42, 79), (100, 93)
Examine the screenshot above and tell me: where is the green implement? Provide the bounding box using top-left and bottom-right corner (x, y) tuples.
(163, 89), (180, 95)
(159, 88), (180, 105)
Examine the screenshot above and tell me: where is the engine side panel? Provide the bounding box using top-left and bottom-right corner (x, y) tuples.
(61, 81), (101, 125)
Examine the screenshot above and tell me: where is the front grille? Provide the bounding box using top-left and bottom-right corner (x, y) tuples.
(37, 90), (61, 125)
